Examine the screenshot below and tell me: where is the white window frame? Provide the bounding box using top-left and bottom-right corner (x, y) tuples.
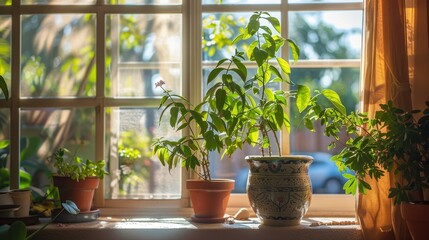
(1, 0), (362, 216)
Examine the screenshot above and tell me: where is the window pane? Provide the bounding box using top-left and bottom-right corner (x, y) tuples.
(20, 108), (95, 199)
(105, 107), (181, 199)
(289, 11), (362, 60)
(106, 14), (182, 97)
(0, 109), (10, 191)
(106, 0), (181, 4)
(0, 0), (11, 5)
(203, 12), (280, 62)
(0, 15), (11, 99)
(21, 0), (95, 4)
(21, 14), (96, 98)
(203, 0), (280, 4)
(290, 67), (360, 194)
(290, 0), (362, 3)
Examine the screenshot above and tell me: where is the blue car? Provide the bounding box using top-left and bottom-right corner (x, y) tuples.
(233, 152), (350, 194)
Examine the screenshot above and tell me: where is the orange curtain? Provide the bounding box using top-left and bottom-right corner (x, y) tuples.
(358, 0), (429, 239)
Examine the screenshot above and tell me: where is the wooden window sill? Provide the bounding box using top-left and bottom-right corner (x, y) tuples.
(28, 216), (363, 240)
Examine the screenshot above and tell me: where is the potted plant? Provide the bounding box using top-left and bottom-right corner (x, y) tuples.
(51, 148), (108, 213)
(204, 11), (345, 226)
(152, 79), (235, 223)
(304, 100), (429, 239)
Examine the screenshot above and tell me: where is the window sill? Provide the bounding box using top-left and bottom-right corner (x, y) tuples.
(28, 215), (363, 240)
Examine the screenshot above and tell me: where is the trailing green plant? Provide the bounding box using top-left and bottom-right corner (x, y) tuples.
(52, 148), (108, 181)
(204, 11), (345, 156)
(304, 99), (429, 204)
(0, 200), (79, 240)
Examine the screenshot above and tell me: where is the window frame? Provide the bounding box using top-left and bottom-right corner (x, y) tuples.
(1, 0), (363, 215)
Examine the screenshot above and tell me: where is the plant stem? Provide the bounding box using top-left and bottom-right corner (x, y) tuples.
(26, 208), (65, 240)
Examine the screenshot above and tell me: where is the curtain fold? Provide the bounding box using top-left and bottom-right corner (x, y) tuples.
(358, 0), (429, 239)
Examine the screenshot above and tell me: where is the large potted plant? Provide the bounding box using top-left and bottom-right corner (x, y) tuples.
(152, 80), (234, 223)
(51, 148), (108, 213)
(305, 100), (429, 239)
(205, 12), (345, 226)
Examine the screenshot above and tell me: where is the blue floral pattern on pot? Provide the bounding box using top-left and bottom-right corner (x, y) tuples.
(246, 155), (313, 226)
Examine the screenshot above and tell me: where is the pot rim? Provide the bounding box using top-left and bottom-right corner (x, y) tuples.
(186, 179), (235, 183)
(245, 155), (314, 161)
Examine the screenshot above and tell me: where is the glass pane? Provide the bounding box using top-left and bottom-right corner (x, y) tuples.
(0, 15), (11, 99)
(203, 0), (280, 4)
(203, 12), (281, 62)
(289, 11), (363, 60)
(106, 0), (181, 4)
(0, 0), (11, 5)
(21, 0), (95, 4)
(105, 107), (181, 199)
(290, 0), (362, 3)
(290, 67), (360, 194)
(0, 109), (10, 191)
(106, 14), (182, 97)
(21, 14), (96, 98)
(20, 108), (95, 200)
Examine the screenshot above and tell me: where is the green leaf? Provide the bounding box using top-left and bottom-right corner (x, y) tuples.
(321, 89), (346, 115)
(215, 89), (226, 112)
(247, 41), (258, 60)
(7, 221), (26, 240)
(248, 127), (259, 146)
(264, 88), (274, 101)
(296, 85), (311, 113)
(0, 75), (9, 100)
(232, 34), (243, 44)
(253, 48), (268, 66)
(287, 39), (300, 63)
(232, 58), (247, 81)
(169, 106), (179, 128)
(304, 118), (314, 132)
(207, 68), (225, 84)
(276, 57), (291, 75)
(247, 17), (260, 35)
(265, 17), (281, 33)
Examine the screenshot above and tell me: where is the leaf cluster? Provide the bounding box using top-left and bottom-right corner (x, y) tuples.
(52, 148), (108, 181)
(304, 99), (429, 204)
(205, 11), (311, 157)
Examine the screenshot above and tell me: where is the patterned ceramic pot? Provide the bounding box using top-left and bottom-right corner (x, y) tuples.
(246, 155), (313, 226)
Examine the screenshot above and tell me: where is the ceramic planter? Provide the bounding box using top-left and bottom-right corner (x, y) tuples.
(53, 176), (99, 212)
(400, 202), (429, 240)
(246, 155), (313, 226)
(186, 179), (235, 223)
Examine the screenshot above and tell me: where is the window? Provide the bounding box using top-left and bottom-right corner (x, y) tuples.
(0, 0), (362, 213)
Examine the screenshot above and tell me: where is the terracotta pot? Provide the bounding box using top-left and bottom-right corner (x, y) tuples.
(246, 155), (313, 226)
(53, 176), (99, 212)
(186, 179), (235, 223)
(400, 202), (429, 240)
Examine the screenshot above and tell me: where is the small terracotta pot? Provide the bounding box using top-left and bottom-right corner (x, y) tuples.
(186, 179), (235, 223)
(53, 176), (99, 212)
(400, 202), (429, 240)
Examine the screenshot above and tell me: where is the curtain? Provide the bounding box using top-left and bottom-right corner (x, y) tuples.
(358, 0), (429, 239)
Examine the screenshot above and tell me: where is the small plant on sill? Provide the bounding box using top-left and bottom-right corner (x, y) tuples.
(52, 148), (108, 180)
